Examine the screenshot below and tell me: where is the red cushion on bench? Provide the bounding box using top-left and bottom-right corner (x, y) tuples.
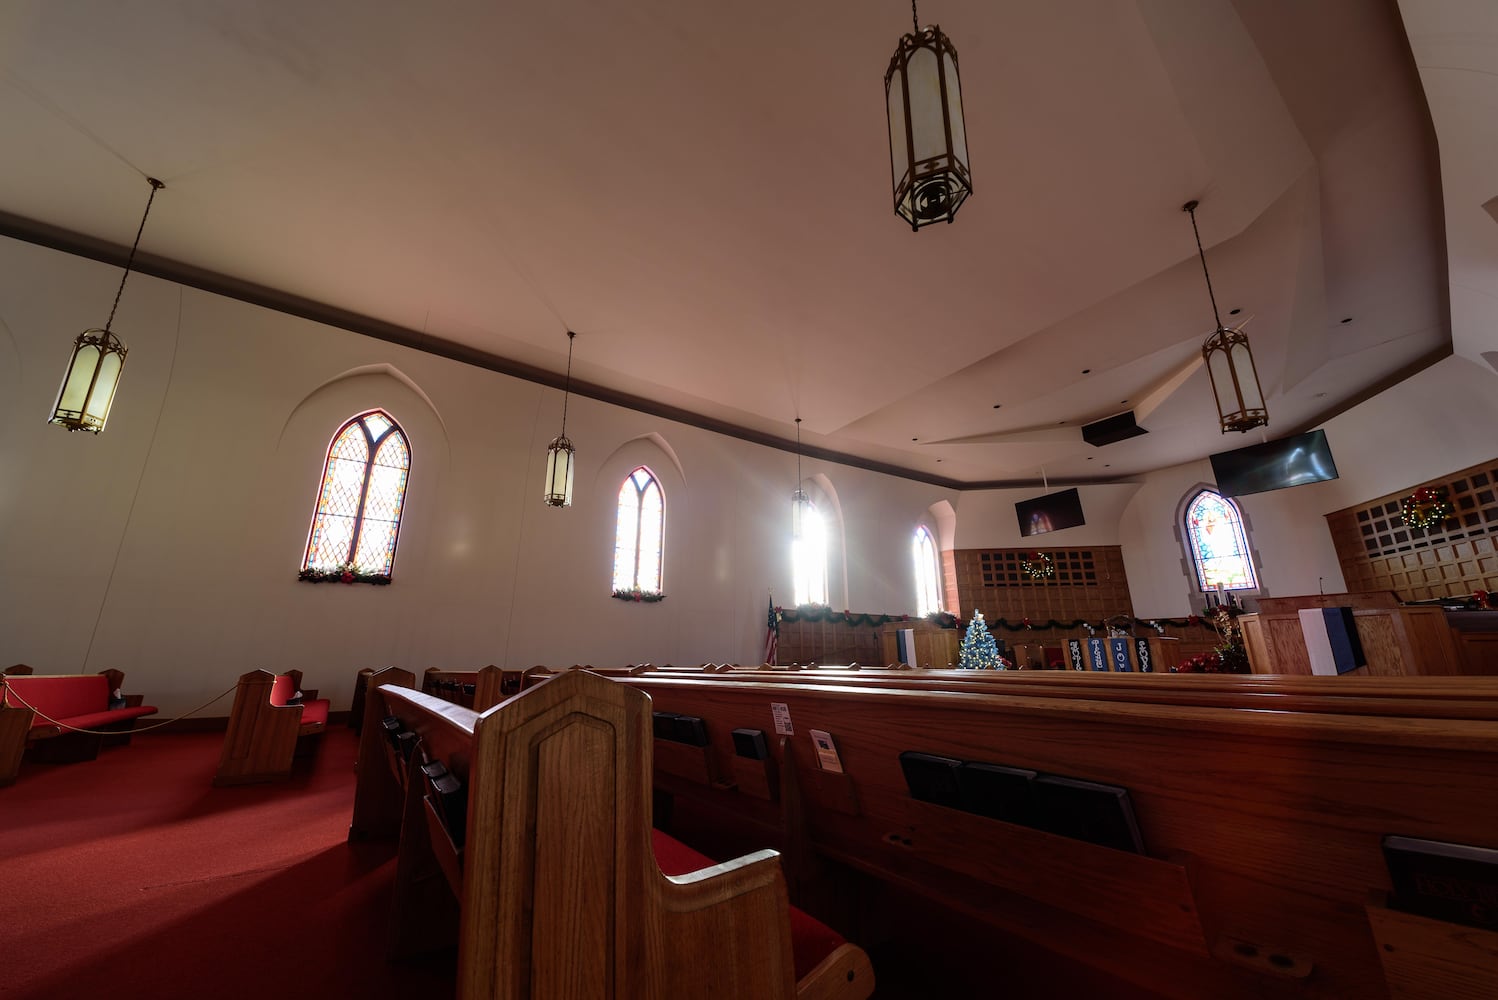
(40, 706), (158, 732)
(4, 674), (110, 720)
(650, 829), (845, 981)
(298, 698), (330, 728)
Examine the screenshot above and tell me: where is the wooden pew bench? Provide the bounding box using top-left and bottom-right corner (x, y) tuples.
(213, 670), (331, 786)
(615, 672), (1498, 1000)
(351, 668), (874, 999)
(0, 670), (158, 785)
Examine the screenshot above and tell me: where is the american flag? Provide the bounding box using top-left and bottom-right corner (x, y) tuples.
(763, 597), (780, 666)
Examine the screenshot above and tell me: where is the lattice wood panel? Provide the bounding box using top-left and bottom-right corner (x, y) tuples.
(1327, 457), (1498, 602)
(953, 546), (1135, 624)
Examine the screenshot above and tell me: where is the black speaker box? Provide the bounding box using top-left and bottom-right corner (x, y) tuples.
(1081, 410), (1147, 447)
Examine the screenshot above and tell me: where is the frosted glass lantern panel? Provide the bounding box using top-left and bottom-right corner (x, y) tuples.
(908, 46), (946, 163)
(942, 49), (967, 166)
(1230, 342), (1263, 410)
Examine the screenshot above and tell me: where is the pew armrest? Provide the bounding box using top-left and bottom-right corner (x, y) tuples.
(796, 943), (876, 1000)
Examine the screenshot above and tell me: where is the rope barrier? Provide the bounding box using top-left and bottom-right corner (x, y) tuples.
(0, 680), (240, 737)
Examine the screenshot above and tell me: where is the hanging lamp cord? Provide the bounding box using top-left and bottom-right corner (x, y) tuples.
(1184, 200), (1224, 331)
(104, 178), (165, 335)
(795, 417), (803, 484)
(559, 330), (576, 436)
(912, 0), (920, 35)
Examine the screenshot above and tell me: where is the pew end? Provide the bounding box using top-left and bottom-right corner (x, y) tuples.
(457, 669), (872, 999)
(212, 669), (331, 786)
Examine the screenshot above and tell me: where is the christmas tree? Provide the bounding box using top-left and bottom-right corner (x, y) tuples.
(959, 610), (1006, 670)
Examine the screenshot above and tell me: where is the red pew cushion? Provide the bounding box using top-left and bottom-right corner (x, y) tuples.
(651, 828), (845, 981)
(4, 674), (110, 720)
(298, 698), (330, 728)
(45, 706), (158, 732)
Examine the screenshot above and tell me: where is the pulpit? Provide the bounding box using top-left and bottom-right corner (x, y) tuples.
(1236, 592), (1461, 676)
(878, 621), (961, 668)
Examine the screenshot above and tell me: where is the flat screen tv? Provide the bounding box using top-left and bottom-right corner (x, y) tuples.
(1209, 429), (1339, 498)
(1016, 487), (1085, 537)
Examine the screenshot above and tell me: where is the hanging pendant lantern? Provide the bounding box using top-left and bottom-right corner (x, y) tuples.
(543, 331), (578, 508)
(791, 418), (811, 538)
(1184, 200), (1267, 434)
(885, 0), (971, 231)
(49, 177), (164, 433)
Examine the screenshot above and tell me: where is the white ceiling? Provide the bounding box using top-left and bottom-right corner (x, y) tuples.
(0, 0), (1452, 484)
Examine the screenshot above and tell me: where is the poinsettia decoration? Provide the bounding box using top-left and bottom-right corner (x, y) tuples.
(1400, 486), (1452, 531)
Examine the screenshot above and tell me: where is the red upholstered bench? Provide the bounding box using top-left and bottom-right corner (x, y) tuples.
(0, 672), (158, 785)
(652, 828), (850, 984)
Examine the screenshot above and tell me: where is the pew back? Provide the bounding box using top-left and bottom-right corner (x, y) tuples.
(619, 672), (1498, 1000)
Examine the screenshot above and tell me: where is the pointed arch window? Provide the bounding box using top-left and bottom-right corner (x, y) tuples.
(302, 411), (410, 578)
(793, 500), (828, 606)
(613, 467), (664, 593)
(913, 526), (943, 616)
(1184, 488), (1257, 591)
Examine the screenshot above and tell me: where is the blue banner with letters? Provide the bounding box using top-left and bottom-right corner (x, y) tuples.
(1087, 637), (1108, 671)
(1109, 637), (1133, 672)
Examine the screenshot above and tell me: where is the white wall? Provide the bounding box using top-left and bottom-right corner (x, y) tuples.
(0, 236), (956, 714)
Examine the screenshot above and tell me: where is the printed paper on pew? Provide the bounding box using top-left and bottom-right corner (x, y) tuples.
(771, 702), (793, 735)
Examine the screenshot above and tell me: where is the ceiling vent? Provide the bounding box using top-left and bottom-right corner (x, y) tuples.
(1081, 411), (1148, 448)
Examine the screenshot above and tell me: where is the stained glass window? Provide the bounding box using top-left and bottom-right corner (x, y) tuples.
(914, 526), (943, 616)
(302, 411), (410, 578)
(793, 500), (828, 606)
(1184, 489), (1257, 591)
(613, 467), (664, 592)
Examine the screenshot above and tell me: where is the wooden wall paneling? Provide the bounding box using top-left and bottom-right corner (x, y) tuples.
(1328, 456), (1498, 601)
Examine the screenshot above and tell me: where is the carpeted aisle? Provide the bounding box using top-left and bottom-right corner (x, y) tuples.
(0, 727), (455, 999)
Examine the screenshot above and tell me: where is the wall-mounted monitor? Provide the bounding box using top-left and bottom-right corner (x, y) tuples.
(1016, 487), (1085, 537)
(1209, 429), (1339, 498)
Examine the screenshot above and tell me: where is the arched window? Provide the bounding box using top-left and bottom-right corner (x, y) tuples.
(302, 411), (410, 577)
(613, 466), (664, 592)
(1184, 488), (1257, 592)
(793, 500), (828, 606)
(913, 526), (943, 616)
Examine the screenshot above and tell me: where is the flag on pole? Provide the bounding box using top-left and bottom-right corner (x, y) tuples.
(764, 596), (780, 666)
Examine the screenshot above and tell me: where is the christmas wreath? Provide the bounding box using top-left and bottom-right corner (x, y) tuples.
(1020, 552), (1055, 580)
(1400, 486), (1452, 531)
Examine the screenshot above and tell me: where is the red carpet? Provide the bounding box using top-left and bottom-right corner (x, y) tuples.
(0, 728), (454, 1000)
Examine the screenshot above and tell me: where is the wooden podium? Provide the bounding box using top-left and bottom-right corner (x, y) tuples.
(879, 621), (961, 668)
(1236, 592), (1461, 676)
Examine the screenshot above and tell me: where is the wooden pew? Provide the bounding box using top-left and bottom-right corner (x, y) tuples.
(353, 669), (874, 999)
(213, 670), (331, 786)
(698, 666), (1498, 720)
(615, 672), (1498, 1000)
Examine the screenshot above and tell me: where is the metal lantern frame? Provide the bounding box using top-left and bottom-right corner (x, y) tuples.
(543, 331), (578, 508)
(885, 15), (972, 231)
(50, 328), (128, 433)
(1202, 324), (1268, 434)
(1184, 200), (1268, 435)
(49, 177), (164, 433)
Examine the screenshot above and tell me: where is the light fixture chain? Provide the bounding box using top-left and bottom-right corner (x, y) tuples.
(795, 417), (803, 485)
(911, 0), (919, 36)
(559, 330), (576, 436)
(104, 178), (164, 335)
(1186, 202), (1224, 331)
